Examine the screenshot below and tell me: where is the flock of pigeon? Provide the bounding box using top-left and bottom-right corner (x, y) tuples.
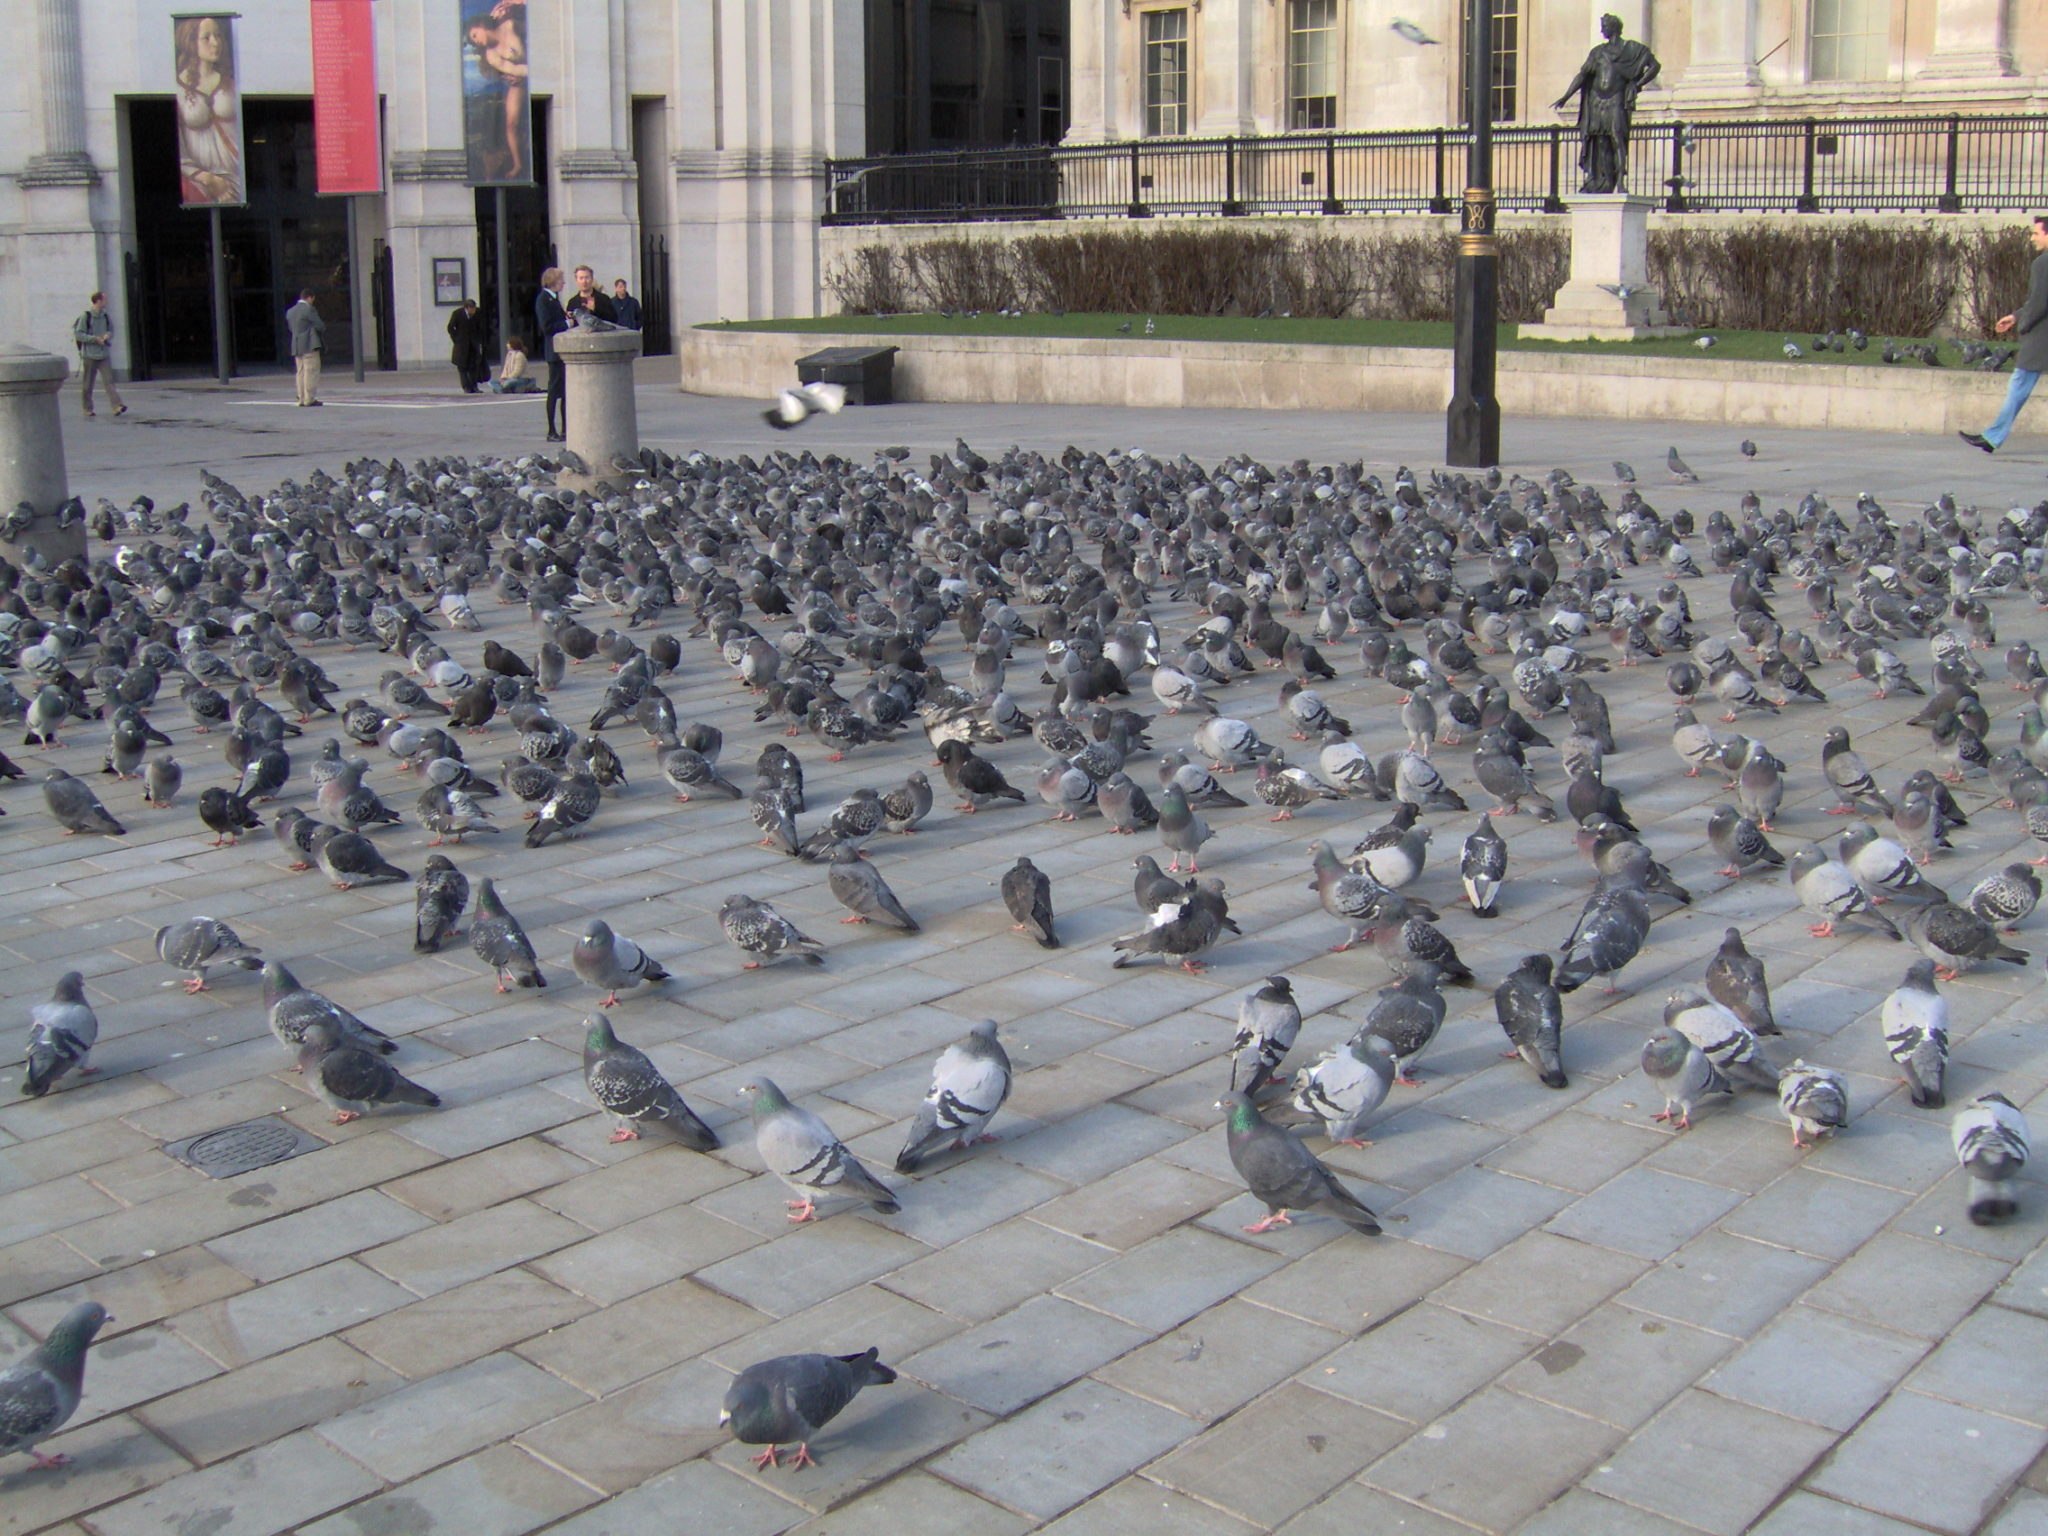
(1, 435), (2042, 1478)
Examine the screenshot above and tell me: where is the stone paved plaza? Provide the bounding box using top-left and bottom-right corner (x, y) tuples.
(6, 367), (2048, 1534)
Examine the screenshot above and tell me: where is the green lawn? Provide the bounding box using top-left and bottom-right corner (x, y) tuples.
(700, 313), (1989, 368)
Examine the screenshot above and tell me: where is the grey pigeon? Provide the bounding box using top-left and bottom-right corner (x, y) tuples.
(720, 894), (825, 968)
(1788, 847), (1900, 940)
(0, 1300), (110, 1470)
(1290, 1033), (1396, 1146)
(739, 1076), (899, 1221)
(470, 877), (547, 989)
(524, 770), (601, 846)
(1374, 905), (1474, 987)
(1839, 823), (1946, 906)
(42, 770), (124, 835)
(1157, 782), (1212, 874)
(1472, 736), (1556, 820)
(1393, 749), (1466, 811)
(21, 972), (97, 1098)
(142, 755), (182, 809)
(1229, 975), (1301, 1095)
(1778, 1060), (1849, 1149)
(297, 1019), (440, 1123)
(1665, 987), (1779, 1091)
(1641, 1028), (1729, 1131)
(1097, 772), (1159, 834)
(827, 846), (920, 931)
(1733, 756), (1784, 830)
(154, 918), (261, 994)
(413, 854), (470, 953)
(881, 771), (932, 834)
(1361, 972), (1448, 1082)
(1555, 885), (1651, 993)
(1353, 813), (1430, 889)
(1900, 901), (2029, 978)
(1460, 816), (1507, 917)
(572, 918), (671, 1005)
(583, 1013), (716, 1149)
(1704, 927), (1776, 1034)
(1132, 853), (1189, 918)
(262, 961), (397, 1060)
(1219, 1089), (1381, 1236)
(317, 828), (409, 890)
(1822, 727), (1893, 816)
(1111, 876), (1230, 973)
(1000, 856), (1057, 947)
(1707, 805), (1783, 878)
(1953, 1092), (2030, 1224)
(1880, 959), (1948, 1109)
(1310, 839), (1395, 952)
(720, 1348), (896, 1471)
(1495, 954), (1566, 1088)
(1969, 863), (2041, 932)
(895, 1019), (1012, 1172)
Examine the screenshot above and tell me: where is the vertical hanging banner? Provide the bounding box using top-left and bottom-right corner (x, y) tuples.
(461, 0), (534, 185)
(311, 0), (381, 195)
(173, 12), (246, 206)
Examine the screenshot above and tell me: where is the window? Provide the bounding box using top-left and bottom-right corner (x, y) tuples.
(1288, 0), (1337, 131)
(1810, 0), (1888, 82)
(1460, 0), (1519, 124)
(1143, 9), (1188, 137)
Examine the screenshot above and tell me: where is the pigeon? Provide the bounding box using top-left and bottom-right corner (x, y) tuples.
(739, 1076), (899, 1221)
(1459, 817), (1507, 917)
(1390, 17), (1439, 44)
(1555, 886), (1651, 993)
(880, 771), (933, 834)
(1664, 987), (1779, 1091)
(1880, 959), (1949, 1109)
(1309, 839), (1396, 952)
(1788, 847), (1900, 940)
(1472, 736), (1557, 820)
(0, 1301), (111, 1470)
(1667, 446), (1699, 483)
(1703, 927), (1776, 1035)
(582, 1014), (716, 1149)
(763, 380), (848, 430)
(262, 961), (397, 1060)
(1229, 975), (1301, 1095)
(470, 878), (547, 989)
(142, 755), (182, 809)
(1352, 810), (1430, 889)
(1361, 972), (1448, 1082)
(297, 1019), (440, 1124)
(1706, 805), (1784, 878)
(1671, 710), (1722, 776)
(1253, 755), (1340, 820)
(1778, 1060), (1849, 1149)
(895, 1019), (1012, 1172)
(1641, 1028), (1729, 1131)
(1157, 782), (1213, 874)
(720, 894), (825, 968)
(1393, 749), (1466, 811)
(827, 846), (920, 932)
(525, 770), (601, 846)
(1899, 901), (2028, 978)
(1495, 954), (1567, 1088)
(1218, 1089), (1381, 1236)
(316, 828), (410, 891)
(1111, 876), (1231, 973)
(1193, 716), (1270, 772)
(21, 972), (97, 1098)
(1821, 727), (1892, 816)
(1290, 1032), (1397, 1147)
(935, 740), (1025, 811)
(1952, 1093), (2030, 1224)
(1968, 864), (2041, 932)
(572, 919), (671, 1006)
(1839, 823), (1947, 906)
(720, 1348), (896, 1471)
(413, 854), (470, 953)
(1000, 856), (1057, 948)
(42, 770), (124, 836)
(154, 918), (262, 994)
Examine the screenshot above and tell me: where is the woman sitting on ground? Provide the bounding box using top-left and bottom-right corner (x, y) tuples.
(488, 336), (537, 393)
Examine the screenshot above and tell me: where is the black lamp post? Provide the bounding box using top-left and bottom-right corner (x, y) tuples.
(1446, 1), (1500, 467)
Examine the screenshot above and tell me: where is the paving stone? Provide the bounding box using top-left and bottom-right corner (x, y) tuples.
(1591, 1391), (1841, 1536)
(871, 1154), (1070, 1249)
(344, 1268), (596, 1379)
(1340, 1108), (1510, 1196)
(10, 1246), (253, 1337)
(1620, 1229), (1833, 1338)
(383, 1138), (595, 1222)
(697, 1219), (928, 1318)
(1313, 1303), (1537, 1425)
(1243, 1233), (1469, 1333)
(0, 1417), (190, 1536)
(313, 1351), (588, 1482)
(203, 1188), (434, 1283)
(1430, 1229), (1650, 1337)
(512, 1356), (733, 1494)
(1720, 1167), (1914, 1260)
(1907, 1306), (2048, 1428)
(1808, 1390), (2046, 1534)
(1272, 1482), (1485, 1536)
(539, 1460), (803, 1536)
(1055, 1225), (1282, 1331)
(1147, 1384), (1409, 1527)
(528, 1200), (765, 1303)
(135, 1338), (403, 1465)
(1998, 1244), (2048, 1321)
(1517, 1489), (1709, 1536)
(1029, 1158), (1238, 1250)
(1385, 1165), (1576, 1261)
(62, 1322), (221, 1427)
(900, 1294), (1146, 1415)
(298, 1443), (598, 1536)
(1704, 1306), (1929, 1431)
(1098, 1298), (1344, 1420)
(518, 1276), (763, 1397)
(1987, 1490), (2048, 1536)
(1478, 1108), (1666, 1194)
(882, 1219), (1113, 1323)
(1544, 1166), (1745, 1261)
(1805, 1231), (2010, 1340)
(166, 1257), (418, 1368)
(83, 1429), (382, 1536)
(1750, 1490), (1942, 1536)
(0, 1234), (101, 1310)
(525, 1140), (746, 1226)
(1502, 1302), (1735, 1429)
(1364, 1385), (1622, 1532)
(930, 1379), (1197, 1522)
(781, 1473), (1033, 1536)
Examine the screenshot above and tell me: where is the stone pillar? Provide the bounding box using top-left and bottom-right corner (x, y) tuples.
(1673, 0), (1760, 105)
(1518, 195), (1680, 342)
(1192, 0), (1258, 137)
(1919, 0), (2015, 82)
(556, 327), (641, 495)
(0, 347), (85, 566)
(20, 0), (99, 186)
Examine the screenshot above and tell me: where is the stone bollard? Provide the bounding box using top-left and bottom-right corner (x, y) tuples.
(555, 325), (643, 496)
(0, 345), (85, 566)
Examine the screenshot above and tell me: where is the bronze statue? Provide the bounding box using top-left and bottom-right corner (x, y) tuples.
(1553, 15), (1661, 195)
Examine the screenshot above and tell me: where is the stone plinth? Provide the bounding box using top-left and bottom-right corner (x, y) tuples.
(1519, 194), (1684, 344)
(0, 344), (84, 566)
(556, 326), (643, 495)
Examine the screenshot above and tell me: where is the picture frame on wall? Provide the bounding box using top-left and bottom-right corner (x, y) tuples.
(433, 258), (465, 307)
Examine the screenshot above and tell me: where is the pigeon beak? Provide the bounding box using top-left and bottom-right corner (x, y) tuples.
(717, 1410), (732, 1427)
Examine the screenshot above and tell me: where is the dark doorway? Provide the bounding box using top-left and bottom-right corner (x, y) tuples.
(128, 97), (357, 376)
(865, 0), (1066, 155)
(475, 100), (553, 363)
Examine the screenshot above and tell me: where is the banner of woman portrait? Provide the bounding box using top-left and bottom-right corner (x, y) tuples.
(461, 0), (534, 187)
(173, 12), (247, 208)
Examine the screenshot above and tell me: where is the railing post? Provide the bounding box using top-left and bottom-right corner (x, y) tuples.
(1222, 136), (1244, 216)
(1939, 114), (1963, 213)
(1322, 133), (1342, 214)
(1127, 140), (1151, 218)
(1544, 125), (1565, 212)
(1665, 122), (1688, 212)
(1430, 127), (1451, 213)
(1797, 118), (1819, 212)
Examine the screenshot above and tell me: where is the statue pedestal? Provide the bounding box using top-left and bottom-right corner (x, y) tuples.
(1518, 194), (1685, 343)
(0, 345), (85, 567)
(556, 326), (643, 496)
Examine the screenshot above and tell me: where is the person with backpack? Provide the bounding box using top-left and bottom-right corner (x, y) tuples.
(71, 293), (126, 418)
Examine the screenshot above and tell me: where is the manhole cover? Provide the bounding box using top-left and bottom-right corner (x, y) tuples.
(166, 1117), (322, 1179)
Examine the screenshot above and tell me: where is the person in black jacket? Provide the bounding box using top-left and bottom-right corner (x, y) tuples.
(446, 299), (486, 393)
(565, 265), (616, 324)
(1963, 214), (2048, 454)
(534, 266), (569, 441)
(610, 279), (642, 331)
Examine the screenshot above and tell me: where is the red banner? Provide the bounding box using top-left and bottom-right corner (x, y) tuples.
(311, 0), (380, 195)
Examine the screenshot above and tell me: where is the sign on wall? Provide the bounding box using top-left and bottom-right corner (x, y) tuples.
(173, 12), (246, 207)
(461, 0), (534, 186)
(311, 0), (382, 195)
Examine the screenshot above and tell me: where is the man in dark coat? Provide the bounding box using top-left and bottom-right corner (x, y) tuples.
(611, 279), (642, 331)
(1963, 214), (2048, 454)
(446, 299), (486, 393)
(534, 266), (569, 441)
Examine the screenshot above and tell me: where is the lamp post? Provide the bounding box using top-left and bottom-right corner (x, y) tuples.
(1446, 1), (1500, 467)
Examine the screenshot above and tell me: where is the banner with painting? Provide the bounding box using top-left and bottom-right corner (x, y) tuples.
(461, 0), (533, 185)
(173, 12), (246, 206)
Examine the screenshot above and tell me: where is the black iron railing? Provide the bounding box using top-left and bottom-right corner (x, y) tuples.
(824, 114), (2048, 225)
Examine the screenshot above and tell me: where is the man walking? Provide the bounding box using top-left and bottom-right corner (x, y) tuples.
(287, 289), (325, 407)
(1962, 214), (2048, 454)
(446, 298), (486, 393)
(71, 292), (126, 418)
(535, 266), (569, 441)
(610, 278), (642, 331)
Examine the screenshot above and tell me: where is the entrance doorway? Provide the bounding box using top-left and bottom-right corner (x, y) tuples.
(475, 101), (553, 363)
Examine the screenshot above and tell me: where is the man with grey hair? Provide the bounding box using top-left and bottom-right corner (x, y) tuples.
(286, 288), (324, 407)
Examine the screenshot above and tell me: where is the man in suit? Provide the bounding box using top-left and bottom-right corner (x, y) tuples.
(286, 289), (325, 407)
(446, 298), (486, 393)
(534, 266), (569, 441)
(1963, 214), (2048, 453)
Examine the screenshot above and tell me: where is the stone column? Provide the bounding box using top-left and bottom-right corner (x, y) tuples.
(1918, 0), (2015, 82)
(1672, 0), (1760, 106)
(556, 327), (641, 495)
(1192, 0), (1258, 137)
(1518, 194), (1679, 342)
(20, 0), (99, 186)
(0, 346), (85, 566)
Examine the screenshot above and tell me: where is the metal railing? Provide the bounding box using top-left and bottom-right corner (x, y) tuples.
(824, 114), (2048, 225)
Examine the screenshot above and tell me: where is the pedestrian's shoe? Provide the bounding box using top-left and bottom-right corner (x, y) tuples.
(84, 410), (94, 419)
(306, 400), (324, 408)
(114, 405), (127, 417)
(1960, 431), (1995, 454)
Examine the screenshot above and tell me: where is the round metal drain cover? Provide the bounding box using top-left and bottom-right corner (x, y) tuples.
(167, 1117), (322, 1178)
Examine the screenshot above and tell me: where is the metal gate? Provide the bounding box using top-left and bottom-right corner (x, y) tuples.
(372, 243), (397, 370)
(640, 232), (672, 357)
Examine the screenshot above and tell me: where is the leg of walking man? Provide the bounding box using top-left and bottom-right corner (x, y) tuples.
(1966, 368), (2039, 453)
(102, 364), (126, 416)
(545, 358), (566, 440)
(81, 359), (98, 418)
